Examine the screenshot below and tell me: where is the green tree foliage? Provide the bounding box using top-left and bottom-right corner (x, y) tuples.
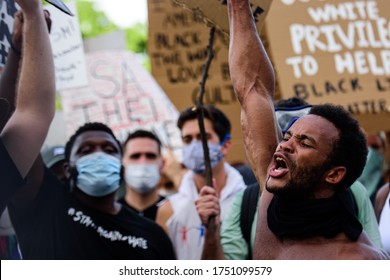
(75, 0), (118, 39)
(125, 23), (147, 54)
(74, 0), (148, 55)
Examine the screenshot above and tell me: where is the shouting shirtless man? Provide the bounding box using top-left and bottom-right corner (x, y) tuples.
(225, 0), (388, 260)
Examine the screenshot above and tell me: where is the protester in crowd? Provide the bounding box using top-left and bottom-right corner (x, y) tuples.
(231, 162), (257, 186)
(197, 99), (383, 259)
(8, 121), (176, 259)
(375, 168), (390, 255)
(41, 145), (66, 181)
(0, 0), (54, 215)
(199, 0), (388, 259)
(0, 208), (20, 260)
(161, 147), (188, 194)
(0, 0), (175, 259)
(119, 129), (165, 220)
(0, 4), (53, 259)
(358, 132), (387, 202)
(156, 105), (246, 259)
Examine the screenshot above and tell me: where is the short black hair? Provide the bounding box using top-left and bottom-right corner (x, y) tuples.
(177, 105), (231, 143)
(309, 104), (367, 189)
(64, 122), (121, 162)
(275, 97), (309, 108)
(122, 129), (162, 153)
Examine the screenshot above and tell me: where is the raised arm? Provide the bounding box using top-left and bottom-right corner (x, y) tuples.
(228, 0), (283, 261)
(228, 0), (279, 188)
(0, 0), (55, 178)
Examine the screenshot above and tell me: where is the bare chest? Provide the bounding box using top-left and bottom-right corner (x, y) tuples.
(255, 236), (357, 260)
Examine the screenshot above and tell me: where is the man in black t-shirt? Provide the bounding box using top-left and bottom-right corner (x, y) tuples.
(9, 122), (176, 259)
(119, 130), (166, 221)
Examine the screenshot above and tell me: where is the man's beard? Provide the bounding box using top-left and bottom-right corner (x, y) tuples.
(267, 158), (331, 200)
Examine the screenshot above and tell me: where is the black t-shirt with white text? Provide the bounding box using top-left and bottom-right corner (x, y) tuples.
(9, 168), (175, 260)
(0, 140), (25, 214)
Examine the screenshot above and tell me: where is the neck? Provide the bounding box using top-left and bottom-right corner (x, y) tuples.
(282, 232), (351, 245)
(124, 187), (160, 212)
(73, 188), (121, 215)
(193, 161), (227, 195)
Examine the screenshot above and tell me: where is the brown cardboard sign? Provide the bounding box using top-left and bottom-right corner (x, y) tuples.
(148, 0), (246, 163)
(265, 0), (390, 132)
(173, 0), (272, 34)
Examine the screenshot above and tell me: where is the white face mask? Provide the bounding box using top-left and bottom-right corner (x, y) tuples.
(124, 164), (161, 194)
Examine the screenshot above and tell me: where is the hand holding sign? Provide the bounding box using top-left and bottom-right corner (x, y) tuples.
(45, 0), (73, 16)
(173, 0), (272, 34)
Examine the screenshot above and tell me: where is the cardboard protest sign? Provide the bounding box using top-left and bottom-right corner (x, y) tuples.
(148, 0), (246, 164)
(46, 1), (88, 91)
(173, 0), (272, 35)
(59, 50), (183, 153)
(265, 0), (390, 132)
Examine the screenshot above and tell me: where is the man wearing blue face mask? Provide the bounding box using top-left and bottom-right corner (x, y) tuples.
(156, 105), (247, 259)
(119, 130), (165, 221)
(0, 0), (175, 260)
(7, 122), (175, 259)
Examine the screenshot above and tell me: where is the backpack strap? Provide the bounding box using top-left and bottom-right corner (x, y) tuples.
(240, 182), (260, 260)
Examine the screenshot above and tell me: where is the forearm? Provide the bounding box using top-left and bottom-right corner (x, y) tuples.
(201, 225), (225, 260)
(228, 0), (275, 103)
(17, 5), (55, 121)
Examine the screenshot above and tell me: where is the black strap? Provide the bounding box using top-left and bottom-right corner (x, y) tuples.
(240, 182), (260, 260)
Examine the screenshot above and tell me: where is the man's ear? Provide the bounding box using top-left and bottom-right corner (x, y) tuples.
(159, 157), (166, 173)
(221, 139), (232, 156)
(63, 162), (71, 179)
(324, 166), (346, 185)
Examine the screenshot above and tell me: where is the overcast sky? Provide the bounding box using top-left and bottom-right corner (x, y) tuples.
(94, 0), (148, 28)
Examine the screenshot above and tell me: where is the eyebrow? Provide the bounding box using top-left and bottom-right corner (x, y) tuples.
(182, 132), (212, 140)
(285, 131), (317, 145)
(77, 140), (119, 151)
(129, 152), (158, 158)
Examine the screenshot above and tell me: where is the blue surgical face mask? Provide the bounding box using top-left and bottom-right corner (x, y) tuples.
(182, 141), (224, 174)
(76, 152), (121, 197)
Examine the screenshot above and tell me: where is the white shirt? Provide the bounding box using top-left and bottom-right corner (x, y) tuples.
(378, 189), (390, 254)
(166, 163), (246, 259)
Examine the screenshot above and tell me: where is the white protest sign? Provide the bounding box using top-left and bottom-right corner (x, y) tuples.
(46, 1), (88, 91)
(59, 50), (182, 152)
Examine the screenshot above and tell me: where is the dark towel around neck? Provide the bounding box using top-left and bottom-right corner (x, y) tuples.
(267, 189), (363, 241)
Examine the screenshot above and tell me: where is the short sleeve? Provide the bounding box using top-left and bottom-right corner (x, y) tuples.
(220, 190), (249, 260)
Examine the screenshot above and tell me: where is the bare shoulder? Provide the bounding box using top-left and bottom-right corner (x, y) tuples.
(341, 234), (390, 260)
(156, 199), (173, 234)
(346, 244), (389, 260)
